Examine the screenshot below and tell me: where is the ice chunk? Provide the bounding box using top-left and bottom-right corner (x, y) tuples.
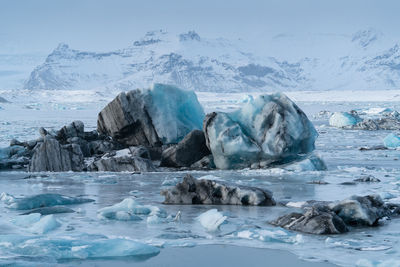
(232, 227), (302, 244)
(0, 234), (159, 260)
(6, 193), (94, 210)
(30, 215), (61, 234)
(383, 133), (400, 148)
(283, 154), (327, 171)
(97, 198), (166, 221)
(0, 192), (15, 205)
(204, 93), (317, 169)
(329, 112), (362, 128)
(197, 209), (227, 231)
(12, 213), (41, 227)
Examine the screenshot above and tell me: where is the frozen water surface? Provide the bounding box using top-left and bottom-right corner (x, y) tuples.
(2, 94), (400, 266)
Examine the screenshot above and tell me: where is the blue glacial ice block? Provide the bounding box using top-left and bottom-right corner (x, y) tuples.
(329, 112), (362, 128)
(204, 93), (318, 169)
(383, 133), (400, 148)
(0, 234), (160, 260)
(7, 193), (94, 210)
(144, 83), (205, 144)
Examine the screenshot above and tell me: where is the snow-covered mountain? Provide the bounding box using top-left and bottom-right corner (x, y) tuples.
(23, 29), (400, 93)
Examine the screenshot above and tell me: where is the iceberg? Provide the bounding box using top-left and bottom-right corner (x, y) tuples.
(197, 209), (227, 231)
(97, 83), (205, 146)
(5, 193), (94, 210)
(204, 93), (318, 169)
(329, 112), (362, 128)
(383, 133), (400, 148)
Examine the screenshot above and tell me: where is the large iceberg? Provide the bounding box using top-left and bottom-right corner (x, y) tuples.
(203, 93), (318, 169)
(97, 83), (205, 146)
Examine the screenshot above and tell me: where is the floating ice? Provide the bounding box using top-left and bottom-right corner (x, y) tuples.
(97, 198), (166, 221)
(0, 192), (15, 205)
(232, 227), (303, 244)
(283, 154), (327, 171)
(5, 193), (94, 210)
(329, 112), (361, 128)
(0, 234), (159, 260)
(30, 215), (61, 234)
(197, 209), (227, 232)
(383, 133), (400, 148)
(12, 213), (41, 228)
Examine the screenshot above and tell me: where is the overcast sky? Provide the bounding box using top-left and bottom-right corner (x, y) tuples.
(1, 0), (399, 54)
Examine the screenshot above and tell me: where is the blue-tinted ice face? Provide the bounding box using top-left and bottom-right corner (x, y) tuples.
(144, 83), (205, 144)
(206, 93), (318, 169)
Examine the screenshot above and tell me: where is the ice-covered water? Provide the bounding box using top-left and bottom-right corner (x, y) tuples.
(2, 96), (400, 266)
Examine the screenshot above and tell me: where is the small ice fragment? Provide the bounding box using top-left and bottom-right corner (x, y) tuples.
(329, 112), (361, 128)
(12, 213), (41, 227)
(383, 133), (400, 148)
(286, 201), (306, 208)
(30, 215), (61, 234)
(197, 209), (227, 232)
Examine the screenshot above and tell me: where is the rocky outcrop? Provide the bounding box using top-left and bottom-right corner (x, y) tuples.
(88, 148), (155, 172)
(160, 130), (210, 168)
(28, 136), (84, 172)
(97, 84), (205, 147)
(0, 145), (30, 170)
(203, 93), (317, 169)
(272, 195), (395, 235)
(271, 206), (349, 235)
(97, 90), (161, 147)
(161, 174), (275, 206)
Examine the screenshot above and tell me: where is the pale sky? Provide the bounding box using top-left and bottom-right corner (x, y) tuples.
(0, 0), (399, 54)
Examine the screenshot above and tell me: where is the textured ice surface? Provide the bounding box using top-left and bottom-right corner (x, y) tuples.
(383, 133), (400, 148)
(329, 112), (361, 127)
(29, 215), (61, 234)
(97, 198), (166, 221)
(197, 209), (227, 232)
(12, 213), (41, 227)
(4, 193), (94, 210)
(0, 234), (160, 261)
(206, 93), (317, 169)
(144, 83), (205, 144)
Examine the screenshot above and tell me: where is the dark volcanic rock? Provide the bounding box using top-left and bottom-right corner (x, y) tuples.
(28, 136), (84, 172)
(57, 120), (85, 141)
(161, 174), (275, 206)
(190, 155), (216, 169)
(331, 195), (390, 226)
(271, 207), (348, 235)
(97, 90), (161, 147)
(87, 148), (155, 172)
(272, 194), (393, 235)
(160, 130), (210, 167)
